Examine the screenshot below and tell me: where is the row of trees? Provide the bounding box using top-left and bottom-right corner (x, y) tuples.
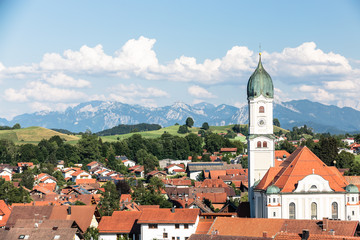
(0, 130), (245, 175)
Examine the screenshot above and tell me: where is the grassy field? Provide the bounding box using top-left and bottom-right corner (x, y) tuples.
(0, 126), (79, 144)
(0, 124), (289, 144)
(100, 124), (289, 142)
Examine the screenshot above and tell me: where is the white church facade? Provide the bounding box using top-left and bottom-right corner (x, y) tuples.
(247, 53), (360, 221)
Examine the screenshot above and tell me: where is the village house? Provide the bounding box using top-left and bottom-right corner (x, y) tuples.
(137, 208), (200, 240)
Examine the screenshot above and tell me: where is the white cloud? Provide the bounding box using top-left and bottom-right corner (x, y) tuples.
(4, 81), (87, 102)
(299, 85), (317, 92)
(111, 83), (168, 98)
(43, 72), (91, 88)
(311, 89), (335, 102)
(188, 85), (216, 98)
(29, 102), (78, 113)
(266, 42), (352, 78)
(1, 37), (360, 114)
(323, 80), (356, 90)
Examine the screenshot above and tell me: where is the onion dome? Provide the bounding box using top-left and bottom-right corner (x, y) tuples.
(266, 185), (280, 194)
(247, 53), (274, 99)
(345, 184), (359, 193)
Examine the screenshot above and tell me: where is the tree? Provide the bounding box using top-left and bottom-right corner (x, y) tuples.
(0, 179), (31, 204)
(355, 134), (360, 144)
(277, 140), (296, 154)
(185, 133), (203, 155)
(313, 136), (338, 166)
(273, 118), (280, 127)
(84, 227), (99, 240)
(177, 125), (188, 134)
(20, 170), (34, 190)
(99, 181), (120, 216)
(12, 123), (21, 129)
(185, 117), (194, 128)
(201, 122), (209, 130)
(336, 151), (355, 168)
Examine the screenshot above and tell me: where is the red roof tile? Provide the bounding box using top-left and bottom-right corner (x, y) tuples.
(0, 200), (11, 227)
(98, 211), (142, 233)
(256, 146), (348, 193)
(137, 208), (199, 224)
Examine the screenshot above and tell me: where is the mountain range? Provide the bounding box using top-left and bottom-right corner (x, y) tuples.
(0, 100), (359, 134)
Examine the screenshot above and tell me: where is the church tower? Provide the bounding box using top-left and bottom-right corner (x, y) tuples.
(247, 53), (275, 217)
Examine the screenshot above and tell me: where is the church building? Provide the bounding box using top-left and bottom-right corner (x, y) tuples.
(247, 53), (360, 221)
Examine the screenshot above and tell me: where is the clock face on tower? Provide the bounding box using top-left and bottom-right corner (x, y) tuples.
(258, 118), (266, 127)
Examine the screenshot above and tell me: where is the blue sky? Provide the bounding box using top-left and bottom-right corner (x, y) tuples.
(0, 0), (359, 119)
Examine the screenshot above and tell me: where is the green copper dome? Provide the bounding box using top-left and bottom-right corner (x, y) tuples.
(266, 185), (280, 194)
(247, 54), (274, 99)
(345, 184), (359, 193)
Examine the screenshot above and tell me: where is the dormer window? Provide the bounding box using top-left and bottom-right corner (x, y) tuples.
(259, 106), (264, 113)
(257, 141), (262, 148)
(310, 185), (317, 190)
(263, 141), (268, 148)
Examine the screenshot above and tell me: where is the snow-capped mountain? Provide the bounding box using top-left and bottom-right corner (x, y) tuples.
(1, 100), (360, 134)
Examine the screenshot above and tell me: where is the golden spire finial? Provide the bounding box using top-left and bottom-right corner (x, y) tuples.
(259, 43), (262, 56)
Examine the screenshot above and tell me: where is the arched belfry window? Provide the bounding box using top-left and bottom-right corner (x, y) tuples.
(332, 202), (338, 219)
(259, 106), (265, 113)
(311, 202), (317, 219)
(257, 141), (262, 148)
(263, 141), (268, 148)
(289, 202), (296, 219)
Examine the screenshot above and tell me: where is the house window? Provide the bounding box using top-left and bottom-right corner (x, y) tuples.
(273, 212), (276, 217)
(257, 141), (262, 148)
(352, 211), (355, 216)
(175, 224), (180, 229)
(273, 198), (276, 203)
(263, 141), (267, 148)
(352, 197), (355, 202)
(311, 202), (317, 219)
(172, 237), (175, 240)
(148, 224), (158, 229)
(177, 237), (180, 240)
(331, 202), (338, 219)
(259, 106), (264, 113)
(184, 224), (189, 229)
(289, 202), (296, 219)
(163, 233), (168, 238)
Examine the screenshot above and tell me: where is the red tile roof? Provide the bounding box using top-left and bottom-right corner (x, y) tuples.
(0, 175), (10, 181)
(86, 161), (98, 166)
(75, 178), (96, 184)
(0, 200), (11, 227)
(256, 146), (348, 193)
(49, 205), (97, 232)
(98, 211), (142, 233)
(275, 150), (290, 159)
(196, 192), (227, 203)
(220, 148), (237, 152)
(195, 179), (228, 188)
(17, 162), (34, 167)
(137, 208), (199, 224)
(120, 194), (132, 203)
(195, 219), (214, 234)
(209, 170), (227, 179)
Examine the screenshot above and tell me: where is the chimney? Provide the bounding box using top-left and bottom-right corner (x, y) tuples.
(171, 206), (175, 213)
(67, 206), (71, 215)
(52, 226), (58, 230)
(323, 217), (329, 231)
(301, 230), (309, 240)
(262, 231), (268, 238)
